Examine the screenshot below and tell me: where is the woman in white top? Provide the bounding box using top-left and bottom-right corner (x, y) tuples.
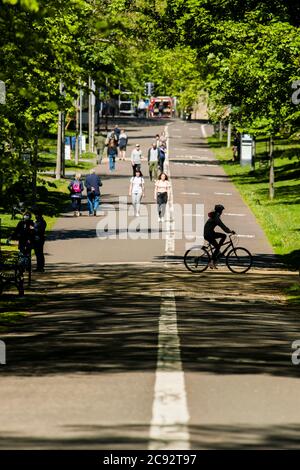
(129, 170), (145, 217)
(154, 173), (171, 222)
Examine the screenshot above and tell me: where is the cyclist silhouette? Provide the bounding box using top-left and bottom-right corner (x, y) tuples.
(204, 204), (235, 268)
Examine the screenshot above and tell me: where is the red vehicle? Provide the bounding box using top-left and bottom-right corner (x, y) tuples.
(149, 96), (174, 118)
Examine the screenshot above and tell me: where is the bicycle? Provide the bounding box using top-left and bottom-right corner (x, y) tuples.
(0, 251), (25, 296)
(17, 250), (32, 288)
(184, 234), (253, 274)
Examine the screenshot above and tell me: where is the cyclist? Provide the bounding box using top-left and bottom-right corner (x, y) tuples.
(204, 204), (235, 269)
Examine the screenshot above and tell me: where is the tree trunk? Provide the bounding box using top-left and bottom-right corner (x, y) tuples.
(219, 120), (223, 141)
(75, 96), (79, 166)
(269, 136), (275, 200)
(88, 76), (95, 153)
(32, 135), (38, 203)
(56, 112), (62, 180)
(227, 120), (231, 148)
(61, 111), (65, 178)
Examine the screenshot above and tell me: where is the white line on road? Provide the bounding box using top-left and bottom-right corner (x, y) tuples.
(224, 213), (246, 217)
(184, 214), (204, 217)
(214, 192), (232, 196)
(149, 290), (190, 450)
(181, 192), (201, 196)
(237, 234), (255, 238)
(164, 126), (175, 256)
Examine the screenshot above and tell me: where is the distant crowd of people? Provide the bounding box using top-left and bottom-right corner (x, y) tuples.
(7, 127), (172, 275)
(68, 127), (171, 222)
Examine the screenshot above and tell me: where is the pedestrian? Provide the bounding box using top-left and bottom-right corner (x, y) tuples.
(158, 143), (166, 173)
(85, 169), (103, 216)
(7, 211), (34, 255)
(107, 139), (118, 171)
(148, 142), (159, 181)
(131, 143), (143, 176)
(232, 131), (241, 162)
(129, 169), (145, 217)
(32, 208), (47, 272)
(94, 132), (106, 164)
(105, 128), (118, 146)
(119, 129), (128, 161)
(154, 173), (171, 222)
(158, 100), (164, 117)
(114, 124), (121, 142)
(159, 131), (167, 147)
(68, 173), (84, 216)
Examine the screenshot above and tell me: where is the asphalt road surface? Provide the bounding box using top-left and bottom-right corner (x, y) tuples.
(0, 119), (299, 450)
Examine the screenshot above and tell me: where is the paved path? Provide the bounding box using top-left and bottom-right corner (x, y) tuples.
(46, 119), (274, 266)
(0, 119), (299, 450)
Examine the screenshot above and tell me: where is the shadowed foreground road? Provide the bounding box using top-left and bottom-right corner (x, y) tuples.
(0, 265), (299, 449)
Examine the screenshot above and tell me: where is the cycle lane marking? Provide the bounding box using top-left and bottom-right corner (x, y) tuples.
(149, 290), (190, 450)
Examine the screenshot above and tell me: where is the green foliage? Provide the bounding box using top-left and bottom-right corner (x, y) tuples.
(209, 134), (300, 264)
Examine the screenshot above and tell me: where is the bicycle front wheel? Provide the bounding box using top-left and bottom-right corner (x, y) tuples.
(184, 246), (210, 273)
(226, 247), (253, 274)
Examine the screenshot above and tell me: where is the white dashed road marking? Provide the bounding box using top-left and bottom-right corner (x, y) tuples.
(214, 192), (232, 196)
(149, 290), (190, 450)
(224, 213), (246, 217)
(237, 234), (255, 239)
(181, 192), (201, 196)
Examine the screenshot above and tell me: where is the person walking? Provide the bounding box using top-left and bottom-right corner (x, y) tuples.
(32, 208), (47, 272)
(129, 169), (145, 217)
(107, 139), (118, 171)
(119, 129), (128, 161)
(232, 131), (241, 162)
(94, 132), (106, 164)
(68, 173), (84, 216)
(159, 131), (167, 147)
(85, 169), (103, 216)
(154, 173), (171, 222)
(158, 143), (166, 173)
(114, 124), (121, 142)
(7, 211), (35, 255)
(148, 142), (159, 182)
(131, 143), (142, 176)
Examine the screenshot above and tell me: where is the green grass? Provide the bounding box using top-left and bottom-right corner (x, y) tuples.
(0, 175), (70, 243)
(0, 311), (26, 331)
(38, 134), (96, 174)
(284, 282), (300, 305)
(208, 135), (300, 268)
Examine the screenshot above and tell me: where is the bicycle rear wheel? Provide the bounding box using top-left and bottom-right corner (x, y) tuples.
(226, 247), (253, 274)
(184, 246), (210, 273)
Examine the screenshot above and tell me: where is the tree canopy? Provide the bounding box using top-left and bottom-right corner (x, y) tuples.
(0, 0), (300, 202)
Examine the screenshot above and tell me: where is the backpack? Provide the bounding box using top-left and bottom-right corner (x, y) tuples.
(72, 181), (81, 193)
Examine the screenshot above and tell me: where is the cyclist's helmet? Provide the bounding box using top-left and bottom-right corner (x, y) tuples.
(214, 204), (225, 214)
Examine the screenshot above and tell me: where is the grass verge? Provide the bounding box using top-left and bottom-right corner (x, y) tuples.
(208, 135), (300, 269)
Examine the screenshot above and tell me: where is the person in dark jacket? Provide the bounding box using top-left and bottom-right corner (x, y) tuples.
(85, 169), (103, 216)
(7, 211), (34, 254)
(158, 143), (166, 173)
(204, 204), (235, 268)
(32, 208), (47, 272)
